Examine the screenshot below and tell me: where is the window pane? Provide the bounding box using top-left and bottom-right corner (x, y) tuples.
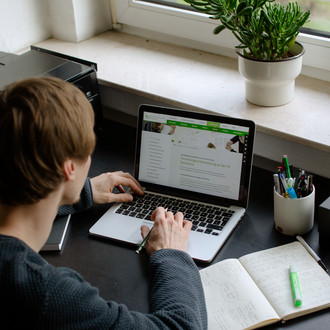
(141, 0), (330, 37)
(281, 0), (330, 36)
(140, 0), (191, 10)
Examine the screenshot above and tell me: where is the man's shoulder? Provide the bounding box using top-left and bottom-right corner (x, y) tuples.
(0, 234), (80, 285)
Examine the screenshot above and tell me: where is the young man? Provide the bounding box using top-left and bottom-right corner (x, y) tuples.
(0, 77), (207, 329)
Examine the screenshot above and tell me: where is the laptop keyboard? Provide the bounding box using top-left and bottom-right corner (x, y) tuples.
(115, 192), (235, 236)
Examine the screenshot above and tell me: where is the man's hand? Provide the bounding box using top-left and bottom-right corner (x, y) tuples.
(90, 171), (143, 204)
(141, 207), (192, 255)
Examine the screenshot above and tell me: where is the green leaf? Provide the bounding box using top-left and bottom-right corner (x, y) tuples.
(213, 25), (226, 34)
(236, 44), (247, 49)
(236, 1), (246, 14)
(287, 37), (296, 49)
(237, 6), (253, 17)
(243, 49), (250, 57)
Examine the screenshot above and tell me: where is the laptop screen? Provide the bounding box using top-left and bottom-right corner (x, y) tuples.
(135, 105), (255, 208)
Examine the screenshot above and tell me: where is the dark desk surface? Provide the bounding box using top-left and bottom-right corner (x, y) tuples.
(42, 120), (330, 329)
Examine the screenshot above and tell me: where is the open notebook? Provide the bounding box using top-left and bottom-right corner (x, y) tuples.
(90, 105), (255, 262)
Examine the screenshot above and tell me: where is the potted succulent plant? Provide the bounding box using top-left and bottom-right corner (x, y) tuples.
(184, 0), (310, 106)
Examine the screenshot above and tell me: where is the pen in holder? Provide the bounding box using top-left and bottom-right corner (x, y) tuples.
(274, 185), (315, 236)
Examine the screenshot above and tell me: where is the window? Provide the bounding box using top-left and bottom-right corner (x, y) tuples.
(113, 0), (330, 80)
(143, 0), (330, 36)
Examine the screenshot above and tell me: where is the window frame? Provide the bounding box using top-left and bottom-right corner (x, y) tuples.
(114, 0), (330, 81)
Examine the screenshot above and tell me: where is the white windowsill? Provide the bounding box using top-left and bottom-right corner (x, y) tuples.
(32, 31), (330, 175)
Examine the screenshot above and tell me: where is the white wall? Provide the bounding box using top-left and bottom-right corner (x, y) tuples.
(49, 0), (112, 42)
(0, 0), (112, 53)
(0, 0), (51, 52)
(72, 0), (112, 42)
(47, 0), (76, 42)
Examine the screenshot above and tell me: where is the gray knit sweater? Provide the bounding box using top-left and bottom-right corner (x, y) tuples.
(0, 178), (207, 329)
(0, 236), (206, 329)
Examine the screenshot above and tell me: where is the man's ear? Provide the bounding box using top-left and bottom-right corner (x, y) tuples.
(62, 159), (76, 181)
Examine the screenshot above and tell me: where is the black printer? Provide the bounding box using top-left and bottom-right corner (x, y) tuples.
(0, 46), (102, 132)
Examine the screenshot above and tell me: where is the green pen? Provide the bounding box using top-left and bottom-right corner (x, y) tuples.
(135, 227), (153, 254)
(283, 155), (291, 178)
(290, 265), (302, 307)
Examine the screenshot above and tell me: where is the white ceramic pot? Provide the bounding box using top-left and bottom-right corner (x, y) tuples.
(236, 42), (304, 107)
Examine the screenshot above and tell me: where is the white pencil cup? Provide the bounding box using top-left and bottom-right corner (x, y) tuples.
(273, 186), (315, 236)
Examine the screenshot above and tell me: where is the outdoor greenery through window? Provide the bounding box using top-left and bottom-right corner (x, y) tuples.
(143, 0), (330, 37)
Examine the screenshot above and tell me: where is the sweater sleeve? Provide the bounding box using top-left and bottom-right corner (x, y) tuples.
(57, 178), (94, 216)
(41, 250), (207, 329)
(148, 249), (207, 329)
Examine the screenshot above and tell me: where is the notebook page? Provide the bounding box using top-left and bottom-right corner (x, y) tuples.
(200, 258), (280, 330)
(239, 242), (330, 320)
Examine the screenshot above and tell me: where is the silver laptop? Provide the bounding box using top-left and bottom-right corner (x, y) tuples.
(90, 105), (255, 262)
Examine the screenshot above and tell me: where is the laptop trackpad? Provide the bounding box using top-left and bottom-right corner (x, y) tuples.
(128, 221), (153, 243)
